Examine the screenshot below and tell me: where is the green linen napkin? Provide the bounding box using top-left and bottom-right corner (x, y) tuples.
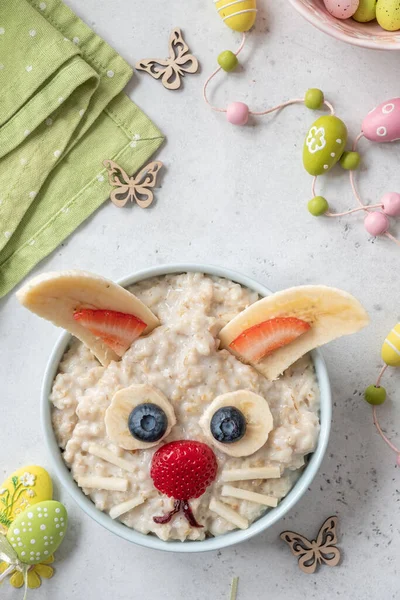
(0, 0), (164, 298)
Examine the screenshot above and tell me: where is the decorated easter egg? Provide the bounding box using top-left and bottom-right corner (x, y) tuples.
(6, 501), (68, 565)
(376, 0), (400, 30)
(0, 466), (52, 531)
(324, 0), (359, 18)
(303, 116), (348, 176)
(214, 0), (257, 32)
(353, 0), (377, 21)
(382, 323), (400, 367)
(362, 98), (400, 142)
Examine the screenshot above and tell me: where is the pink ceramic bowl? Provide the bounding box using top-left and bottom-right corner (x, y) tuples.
(289, 0), (400, 50)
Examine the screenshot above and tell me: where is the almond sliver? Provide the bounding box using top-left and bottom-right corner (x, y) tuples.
(209, 498), (248, 530)
(88, 444), (136, 473)
(77, 476), (128, 492)
(109, 497), (144, 519)
(221, 485), (278, 508)
(221, 467), (281, 482)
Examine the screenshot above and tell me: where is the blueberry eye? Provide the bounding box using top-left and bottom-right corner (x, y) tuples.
(128, 403), (168, 442)
(210, 407), (246, 444)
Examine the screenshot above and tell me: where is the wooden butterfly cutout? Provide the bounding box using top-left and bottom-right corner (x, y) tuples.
(135, 28), (199, 90)
(103, 160), (163, 208)
(280, 516), (341, 574)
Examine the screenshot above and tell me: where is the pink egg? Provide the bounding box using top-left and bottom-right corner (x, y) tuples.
(323, 0), (359, 19)
(362, 98), (400, 143)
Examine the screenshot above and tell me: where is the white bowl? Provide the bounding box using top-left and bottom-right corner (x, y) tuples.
(41, 264), (332, 553)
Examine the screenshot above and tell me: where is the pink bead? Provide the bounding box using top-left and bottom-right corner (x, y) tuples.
(382, 192), (400, 217)
(226, 102), (249, 126)
(364, 212), (389, 236)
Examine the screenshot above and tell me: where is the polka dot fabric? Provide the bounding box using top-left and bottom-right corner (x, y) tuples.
(0, 0), (163, 299)
(7, 501), (68, 565)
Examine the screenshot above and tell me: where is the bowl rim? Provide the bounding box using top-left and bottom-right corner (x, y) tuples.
(41, 263), (332, 553)
(288, 0), (400, 51)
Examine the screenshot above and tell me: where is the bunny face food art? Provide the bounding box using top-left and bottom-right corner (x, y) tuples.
(18, 270), (368, 542)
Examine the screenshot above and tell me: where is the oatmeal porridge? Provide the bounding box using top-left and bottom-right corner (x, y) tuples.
(50, 272), (320, 541)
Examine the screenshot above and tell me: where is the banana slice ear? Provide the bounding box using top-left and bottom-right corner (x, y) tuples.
(17, 270), (160, 366)
(219, 285), (369, 381)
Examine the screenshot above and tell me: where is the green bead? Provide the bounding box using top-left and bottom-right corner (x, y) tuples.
(364, 385), (387, 406)
(304, 89), (324, 110)
(308, 196), (329, 216)
(340, 151), (361, 171)
(218, 51), (238, 72)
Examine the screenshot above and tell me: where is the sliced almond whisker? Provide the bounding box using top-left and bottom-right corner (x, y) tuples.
(221, 466), (281, 482)
(109, 497), (145, 519)
(221, 485), (278, 508)
(88, 444), (136, 473)
(77, 475), (128, 492)
(209, 498), (248, 530)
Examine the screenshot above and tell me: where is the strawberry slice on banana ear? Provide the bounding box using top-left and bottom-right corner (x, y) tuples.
(17, 270), (159, 366)
(73, 309), (147, 357)
(219, 285), (369, 381)
(230, 317), (311, 363)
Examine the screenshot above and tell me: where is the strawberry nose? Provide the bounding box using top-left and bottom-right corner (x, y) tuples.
(150, 440), (218, 500)
(151, 440), (218, 528)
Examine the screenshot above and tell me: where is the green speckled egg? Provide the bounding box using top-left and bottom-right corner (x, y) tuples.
(353, 0), (377, 22)
(6, 501), (67, 565)
(376, 0), (400, 30)
(303, 116), (348, 176)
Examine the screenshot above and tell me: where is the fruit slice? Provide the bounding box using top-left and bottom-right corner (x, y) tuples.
(221, 466), (281, 482)
(200, 390), (273, 458)
(17, 270), (160, 366)
(229, 317), (311, 363)
(73, 309), (146, 357)
(209, 498), (248, 530)
(105, 384), (176, 450)
(221, 485), (278, 508)
(219, 285), (369, 381)
(109, 497), (145, 520)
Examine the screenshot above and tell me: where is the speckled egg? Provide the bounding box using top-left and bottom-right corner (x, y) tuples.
(376, 0), (400, 30)
(6, 501), (67, 565)
(324, 0), (360, 18)
(0, 466), (52, 529)
(362, 98), (400, 142)
(353, 0), (377, 22)
(303, 116), (348, 176)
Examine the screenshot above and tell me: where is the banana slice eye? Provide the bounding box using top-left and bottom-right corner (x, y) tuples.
(200, 391), (273, 457)
(105, 384), (176, 450)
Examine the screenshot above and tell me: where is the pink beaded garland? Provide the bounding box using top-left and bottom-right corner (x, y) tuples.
(382, 192), (400, 217)
(364, 212), (389, 236)
(226, 102), (249, 126)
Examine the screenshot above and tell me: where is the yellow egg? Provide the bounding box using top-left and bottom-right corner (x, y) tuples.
(214, 0), (257, 32)
(382, 323), (400, 367)
(376, 0), (400, 31)
(0, 466), (52, 531)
